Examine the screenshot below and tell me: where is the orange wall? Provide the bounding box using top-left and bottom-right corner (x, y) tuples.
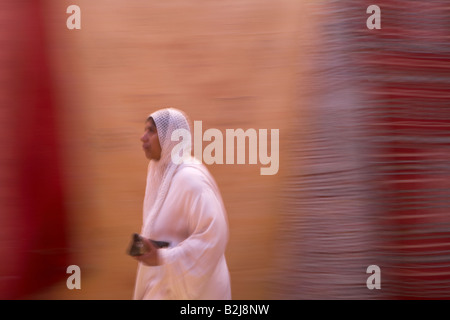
(29, 0), (316, 299)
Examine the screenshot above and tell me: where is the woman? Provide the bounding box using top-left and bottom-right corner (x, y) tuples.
(133, 107), (231, 300)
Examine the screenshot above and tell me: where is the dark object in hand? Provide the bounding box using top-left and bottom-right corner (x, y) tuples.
(127, 233), (170, 256)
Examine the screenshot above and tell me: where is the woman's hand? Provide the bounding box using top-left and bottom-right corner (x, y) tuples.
(134, 237), (160, 266)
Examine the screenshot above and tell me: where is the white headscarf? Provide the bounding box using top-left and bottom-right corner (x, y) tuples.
(141, 108), (198, 238)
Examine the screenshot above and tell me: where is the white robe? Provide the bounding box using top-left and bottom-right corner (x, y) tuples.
(133, 163), (232, 300)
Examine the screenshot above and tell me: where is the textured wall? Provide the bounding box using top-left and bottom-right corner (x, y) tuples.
(25, 0), (306, 299)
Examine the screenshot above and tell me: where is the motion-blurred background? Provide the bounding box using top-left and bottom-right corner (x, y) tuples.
(1, 0), (449, 299)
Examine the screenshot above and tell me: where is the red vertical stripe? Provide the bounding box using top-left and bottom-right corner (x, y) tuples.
(0, 0), (69, 299)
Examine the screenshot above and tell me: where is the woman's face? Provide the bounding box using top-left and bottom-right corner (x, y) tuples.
(140, 118), (162, 160)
